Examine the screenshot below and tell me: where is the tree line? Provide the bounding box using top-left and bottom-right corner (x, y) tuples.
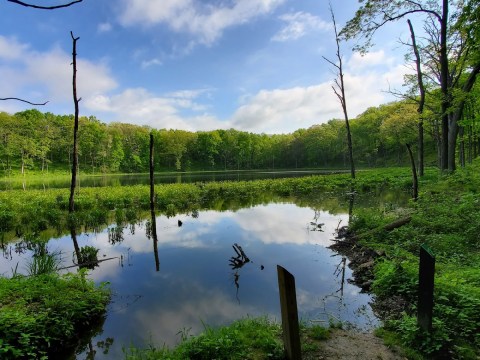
(0, 98), (478, 175)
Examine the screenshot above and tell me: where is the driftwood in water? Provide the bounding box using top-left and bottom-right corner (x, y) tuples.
(58, 256), (118, 270)
(338, 216), (412, 244)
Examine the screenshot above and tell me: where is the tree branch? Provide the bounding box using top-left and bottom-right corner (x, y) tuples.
(0, 97), (48, 105)
(7, 0), (82, 9)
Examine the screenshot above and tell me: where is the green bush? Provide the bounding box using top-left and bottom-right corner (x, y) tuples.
(0, 272), (110, 359)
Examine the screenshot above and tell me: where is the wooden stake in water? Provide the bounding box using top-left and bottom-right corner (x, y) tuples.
(277, 265), (302, 360)
(418, 244), (435, 332)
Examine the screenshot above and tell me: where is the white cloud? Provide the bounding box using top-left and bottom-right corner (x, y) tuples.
(97, 22), (113, 33)
(0, 36), (29, 60)
(231, 84), (339, 133)
(346, 50), (395, 72)
(83, 87), (224, 131)
(118, 0), (285, 45)
(229, 51), (408, 133)
(0, 36), (117, 108)
(140, 58), (162, 69)
(272, 11), (331, 41)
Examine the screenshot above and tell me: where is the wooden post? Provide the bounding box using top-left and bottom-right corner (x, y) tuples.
(418, 244), (435, 332)
(277, 265), (302, 360)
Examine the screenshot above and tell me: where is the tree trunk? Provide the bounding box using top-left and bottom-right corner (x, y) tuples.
(447, 62), (480, 172)
(439, 0), (449, 172)
(406, 143), (418, 201)
(324, 6), (355, 179)
(459, 126), (465, 167)
(69, 32), (80, 213)
(407, 19), (425, 176)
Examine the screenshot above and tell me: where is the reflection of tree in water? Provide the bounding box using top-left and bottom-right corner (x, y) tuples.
(309, 209), (325, 232)
(108, 225), (124, 244)
(71, 227), (100, 270)
(312, 255), (348, 327)
(148, 209), (160, 272)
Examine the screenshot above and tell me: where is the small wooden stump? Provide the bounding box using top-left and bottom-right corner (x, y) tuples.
(277, 265), (302, 360)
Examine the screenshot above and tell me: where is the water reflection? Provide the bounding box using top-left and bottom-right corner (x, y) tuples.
(228, 243), (259, 303)
(1, 202), (382, 359)
(0, 170), (348, 190)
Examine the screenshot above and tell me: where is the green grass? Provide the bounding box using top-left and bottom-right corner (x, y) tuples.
(124, 318), (342, 360)
(0, 271), (110, 359)
(0, 167), (430, 239)
(349, 160), (480, 358)
(124, 317), (284, 360)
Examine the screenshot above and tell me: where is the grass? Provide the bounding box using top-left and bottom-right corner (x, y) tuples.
(0, 270), (110, 359)
(0, 167), (429, 240)
(348, 160), (480, 358)
(124, 318), (339, 360)
(124, 317), (284, 360)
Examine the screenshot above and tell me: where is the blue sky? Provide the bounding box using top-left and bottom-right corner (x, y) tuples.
(0, 0), (416, 134)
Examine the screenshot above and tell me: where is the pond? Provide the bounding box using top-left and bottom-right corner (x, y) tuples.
(0, 193), (394, 360)
(0, 169), (348, 190)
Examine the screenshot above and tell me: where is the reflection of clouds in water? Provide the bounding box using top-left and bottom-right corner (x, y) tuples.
(233, 204), (348, 246)
(133, 284), (260, 347)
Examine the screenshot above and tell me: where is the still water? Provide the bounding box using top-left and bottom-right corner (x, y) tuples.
(1, 201), (380, 359)
(0, 170), (347, 190)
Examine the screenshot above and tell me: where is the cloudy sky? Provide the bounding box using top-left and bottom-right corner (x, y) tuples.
(0, 0), (415, 134)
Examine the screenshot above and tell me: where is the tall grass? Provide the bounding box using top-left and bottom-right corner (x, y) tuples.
(26, 249), (62, 276)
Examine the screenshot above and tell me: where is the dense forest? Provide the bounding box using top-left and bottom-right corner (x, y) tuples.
(0, 97), (479, 174)
(1, 98), (478, 174)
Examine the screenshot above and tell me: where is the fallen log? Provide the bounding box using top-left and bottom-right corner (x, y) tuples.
(339, 216), (412, 243)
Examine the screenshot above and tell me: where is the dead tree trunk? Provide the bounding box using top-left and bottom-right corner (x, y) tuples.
(69, 32), (80, 213)
(323, 5), (355, 179)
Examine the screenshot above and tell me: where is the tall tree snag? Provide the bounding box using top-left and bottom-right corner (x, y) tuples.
(407, 19), (426, 177)
(323, 4), (355, 179)
(69, 31), (80, 213)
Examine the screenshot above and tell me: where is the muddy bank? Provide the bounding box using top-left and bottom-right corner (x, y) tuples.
(328, 226), (409, 320)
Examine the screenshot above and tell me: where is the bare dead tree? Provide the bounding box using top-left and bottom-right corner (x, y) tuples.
(7, 0), (82, 9)
(68, 31), (80, 213)
(408, 19), (426, 177)
(323, 4), (355, 179)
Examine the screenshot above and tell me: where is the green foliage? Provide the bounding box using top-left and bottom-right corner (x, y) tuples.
(76, 246), (99, 269)
(0, 168), (416, 237)
(26, 249), (62, 276)
(307, 325), (330, 340)
(0, 272), (110, 359)
(352, 162), (480, 358)
(372, 259), (418, 302)
(124, 317), (284, 360)
(0, 101), (438, 175)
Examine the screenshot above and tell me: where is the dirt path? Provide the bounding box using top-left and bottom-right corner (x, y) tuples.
(306, 329), (406, 360)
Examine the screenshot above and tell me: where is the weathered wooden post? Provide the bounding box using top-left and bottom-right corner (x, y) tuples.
(277, 265), (302, 360)
(418, 244), (435, 332)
